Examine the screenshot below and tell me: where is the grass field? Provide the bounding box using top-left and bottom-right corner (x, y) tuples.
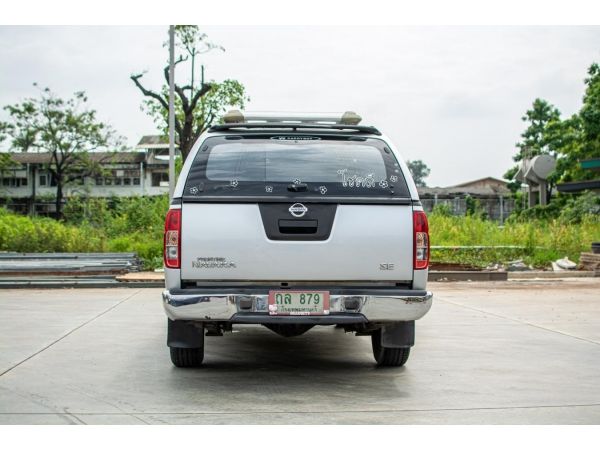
(1, 196), (599, 270)
(429, 214), (600, 268)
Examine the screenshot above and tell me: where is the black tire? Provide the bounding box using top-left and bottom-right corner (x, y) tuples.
(169, 347), (204, 368)
(371, 329), (411, 367)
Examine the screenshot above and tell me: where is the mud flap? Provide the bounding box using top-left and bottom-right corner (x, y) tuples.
(167, 319), (205, 348)
(380, 321), (415, 348)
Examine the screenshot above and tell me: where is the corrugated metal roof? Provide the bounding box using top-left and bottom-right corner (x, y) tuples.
(8, 152), (146, 164)
(557, 180), (600, 193)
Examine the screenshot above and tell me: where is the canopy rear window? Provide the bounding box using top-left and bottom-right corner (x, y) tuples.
(183, 135), (410, 200)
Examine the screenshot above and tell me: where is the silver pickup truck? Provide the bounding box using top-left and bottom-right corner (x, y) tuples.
(162, 111), (432, 367)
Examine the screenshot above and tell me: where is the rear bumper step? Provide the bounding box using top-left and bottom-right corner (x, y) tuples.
(162, 289), (433, 323)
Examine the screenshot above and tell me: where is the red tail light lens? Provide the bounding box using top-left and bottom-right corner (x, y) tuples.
(164, 209), (181, 268)
(413, 210), (429, 270)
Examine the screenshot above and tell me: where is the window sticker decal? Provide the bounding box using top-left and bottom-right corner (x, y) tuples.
(390, 175), (398, 182)
(337, 169), (376, 188)
(318, 186), (327, 195)
(230, 179), (239, 188)
(265, 185), (273, 193)
(189, 186), (199, 195)
(379, 180), (389, 188)
(292, 178), (302, 185)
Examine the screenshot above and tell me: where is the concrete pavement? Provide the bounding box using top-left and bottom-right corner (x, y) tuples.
(0, 279), (599, 424)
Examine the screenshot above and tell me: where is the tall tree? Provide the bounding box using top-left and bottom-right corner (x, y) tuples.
(406, 159), (431, 187)
(515, 98), (562, 161)
(131, 25), (248, 161)
(506, 63), (600, 194)
(548, 62), (600, 183)
(543, 114), (583, 183)
(576, 62), (600, 179)
(0, 86), (123, 218)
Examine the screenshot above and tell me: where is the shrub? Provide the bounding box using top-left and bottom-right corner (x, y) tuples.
(0, 195), (169, 269)
(2, 192), (599, 271)
(428, 207), (600, 268)
(559, 191), (600, 224)
(0, 208), (105, 253)
(431, 203), (453, 217)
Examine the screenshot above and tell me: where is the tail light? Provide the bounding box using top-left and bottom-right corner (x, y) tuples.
(164, 208), (181, 268)
(413, 210), (429, 270)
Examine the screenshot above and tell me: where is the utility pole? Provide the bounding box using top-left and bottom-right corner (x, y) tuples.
(168, 25), (176, 200)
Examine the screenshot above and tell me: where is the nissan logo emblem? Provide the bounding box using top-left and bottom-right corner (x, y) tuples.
(289, 203), (308, 218)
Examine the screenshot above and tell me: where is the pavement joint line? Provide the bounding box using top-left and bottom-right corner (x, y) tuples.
(2, 403), (600, 416)
(61, 382), (153, 424)
(72, 412), (150, 425)
(0, 289), (143, 378)
(63, 411), (86, 425)
(436, 296), (600, 347)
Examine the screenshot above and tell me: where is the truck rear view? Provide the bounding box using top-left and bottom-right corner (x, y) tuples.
(162, 111), (432, 367)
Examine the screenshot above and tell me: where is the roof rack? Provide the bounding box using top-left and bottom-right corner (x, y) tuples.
(209, 122), (381, 135)
(212, 110), (380, 135)
(222, 110), (363, 125)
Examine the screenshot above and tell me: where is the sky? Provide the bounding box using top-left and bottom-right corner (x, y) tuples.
(1, 25), (599, 187)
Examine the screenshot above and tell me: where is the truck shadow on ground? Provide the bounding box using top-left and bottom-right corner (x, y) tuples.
(197, 325), (389, 370)
(161, 330), (412, 407)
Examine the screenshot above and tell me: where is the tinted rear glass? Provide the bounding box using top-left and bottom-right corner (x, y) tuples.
(183, 135), (410, 199)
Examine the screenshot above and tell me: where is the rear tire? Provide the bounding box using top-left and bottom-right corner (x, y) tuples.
(169, 347), (204, 368)
(371, 329), (411, 367)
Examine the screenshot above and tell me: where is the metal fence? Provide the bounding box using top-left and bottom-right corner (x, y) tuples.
(421, 196), (515, 223)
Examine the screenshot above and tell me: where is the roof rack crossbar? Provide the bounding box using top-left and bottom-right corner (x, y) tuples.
(208, 123), (381, 135)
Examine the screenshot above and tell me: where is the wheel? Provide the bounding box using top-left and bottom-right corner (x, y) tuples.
(169, 347), (204, 368)
(167, 319), (205, 367)
(371, 329), (411, 367)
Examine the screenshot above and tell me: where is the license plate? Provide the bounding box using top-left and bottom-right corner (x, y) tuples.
(268, 291), (330, 316)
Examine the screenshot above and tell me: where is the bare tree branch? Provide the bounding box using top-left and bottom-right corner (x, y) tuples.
(130, 74), (169, 111)
(189, 83), (212, 112)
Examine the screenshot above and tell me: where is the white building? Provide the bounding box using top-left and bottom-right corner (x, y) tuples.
(0, 136), (175, 215)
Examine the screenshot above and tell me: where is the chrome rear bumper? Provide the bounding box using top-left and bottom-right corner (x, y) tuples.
(163, 289), (433, 323)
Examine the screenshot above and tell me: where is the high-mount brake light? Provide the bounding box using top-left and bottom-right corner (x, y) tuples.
(222, 110), (362, 125)
(413, 210), (430, 270)
(164, 209), (181, 269)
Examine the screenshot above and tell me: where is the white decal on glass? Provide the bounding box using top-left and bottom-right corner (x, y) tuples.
(265, 185), (273, 193)
(337, 169), (376, 188)
(230, 179), (239, 188)
(318, 186), (327, 194)
(189, 186), (199, 195)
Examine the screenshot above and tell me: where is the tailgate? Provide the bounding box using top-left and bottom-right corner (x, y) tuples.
(180, 202), (413, 281)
